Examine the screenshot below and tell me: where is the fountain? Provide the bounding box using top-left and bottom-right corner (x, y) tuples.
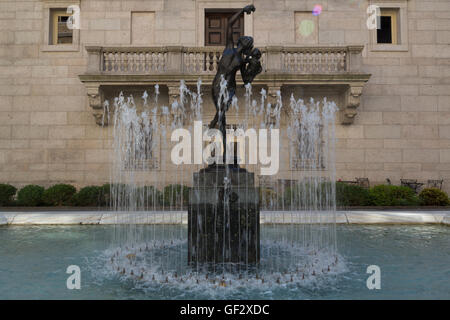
(102, 5), (340, 289)
(188, 5), (262, 266)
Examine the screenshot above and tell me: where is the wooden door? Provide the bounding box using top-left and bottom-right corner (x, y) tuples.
(205, 11), (244, 46)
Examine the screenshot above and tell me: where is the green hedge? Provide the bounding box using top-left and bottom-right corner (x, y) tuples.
(3, 182), (450, 207)
(72, 186), (104, 206)
(0, 184), (17, 206)
(259, 187), (278, 208)
(369, 185), (420, 206)
(137, 185), (163, 207)
(336, 182), (371, 207)
(163, 184), (190, 207)
(282, 182), (334, 209)
(419, 188), (450, 206)
(42, 184), (77, 206)
(17, 185), (45, 206)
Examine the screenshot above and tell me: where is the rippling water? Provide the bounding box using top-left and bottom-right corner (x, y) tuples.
(0, 225), (448, 299)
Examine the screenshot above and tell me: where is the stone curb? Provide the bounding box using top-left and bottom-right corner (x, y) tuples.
(0, 210), (449, 225)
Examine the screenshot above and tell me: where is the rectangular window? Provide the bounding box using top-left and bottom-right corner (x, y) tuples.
(50, 9), (73, 45)
(377, 9), (398, 45)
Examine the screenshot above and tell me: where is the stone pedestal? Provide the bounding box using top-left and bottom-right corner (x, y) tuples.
(188, 164), (260, 265)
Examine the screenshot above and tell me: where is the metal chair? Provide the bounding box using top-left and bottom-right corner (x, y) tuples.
(400, 179), (424, 194)
(427, 179), (443, 190)
(356, 177), (370, 189)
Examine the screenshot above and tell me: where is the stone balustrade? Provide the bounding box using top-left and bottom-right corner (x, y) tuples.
(86, 45), (363, 75)
(101, 47), (168, 73)
(281, 46), (346, 73)
(81, 45), (370, 125)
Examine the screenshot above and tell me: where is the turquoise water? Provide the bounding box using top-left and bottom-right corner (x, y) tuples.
(0, 224), (448, 299)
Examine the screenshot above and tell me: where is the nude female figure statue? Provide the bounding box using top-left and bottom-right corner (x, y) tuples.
(209, 4), (262, 164)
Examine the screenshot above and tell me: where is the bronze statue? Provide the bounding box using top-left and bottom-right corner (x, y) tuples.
(209, 4), (262, 163)
(189, 6), (261, 264)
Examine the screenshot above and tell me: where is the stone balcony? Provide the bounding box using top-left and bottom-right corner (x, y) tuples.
(79, 45), (370, 125)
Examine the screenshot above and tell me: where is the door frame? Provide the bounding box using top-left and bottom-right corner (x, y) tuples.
(204, 9), (244, 46)
(195, 0), (254, 46)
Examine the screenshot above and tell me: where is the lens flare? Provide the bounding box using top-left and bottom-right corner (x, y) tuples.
(312, 4), (322, 16)
(298, 20), (315, 37)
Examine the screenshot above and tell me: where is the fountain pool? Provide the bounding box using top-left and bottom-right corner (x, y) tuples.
(0, 224), (448, 300)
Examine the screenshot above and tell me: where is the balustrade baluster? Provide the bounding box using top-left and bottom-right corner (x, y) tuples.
(157, 52), (161, 72)
(289, 53), (294, 72)
(325, 51), (330, 73)
(185, 53), (190, 73)
(143, 52), (148, 72)
(304, 51), (309, 73)
(103, 52), (108, 71)
(110, 52), (114, 72)
(331, 52), (336, 72)
(318, 52), (322, 72)
(124, 52), (128, 72)
(137, 52), (142, 72)
(151, 52), (155, 72)
(336, 52), (340, 71)
(212, 52), (217, 73)
(294, 52), (303, 71)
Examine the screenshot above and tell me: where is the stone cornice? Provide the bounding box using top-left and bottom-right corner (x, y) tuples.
(79, 73), (371, 85)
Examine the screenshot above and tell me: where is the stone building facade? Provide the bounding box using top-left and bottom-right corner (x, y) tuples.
(1, 0), (450, 191)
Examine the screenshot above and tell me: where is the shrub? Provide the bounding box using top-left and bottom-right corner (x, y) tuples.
(101, 183), (135, 208)
(336, 182), (371, 207)
(137, 186), (162, 208)
(419, 188), (450, 206)
(100, 183), (112, 206)
(163, 184), (190, 207)
(0, 184), (17, 206)
(283, 182), (334, 209)
(259, 188), (278, 209)
(42, 184), (77, 206)
(72, 186), (104, 206)
(369, 185), (419, 206)
(17, 185), (45, 206)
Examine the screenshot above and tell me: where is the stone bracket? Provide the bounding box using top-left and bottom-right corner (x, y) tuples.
(86, 83), (106, 126)
(342, 84), (364, 125)
(265, 85), (282, 126)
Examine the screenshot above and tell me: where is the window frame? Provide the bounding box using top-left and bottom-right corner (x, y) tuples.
(41, 1), (80, 52)
(377, 9), (398, 45)
(369, 1), (408, 52)
(50, 9), (73, 45)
